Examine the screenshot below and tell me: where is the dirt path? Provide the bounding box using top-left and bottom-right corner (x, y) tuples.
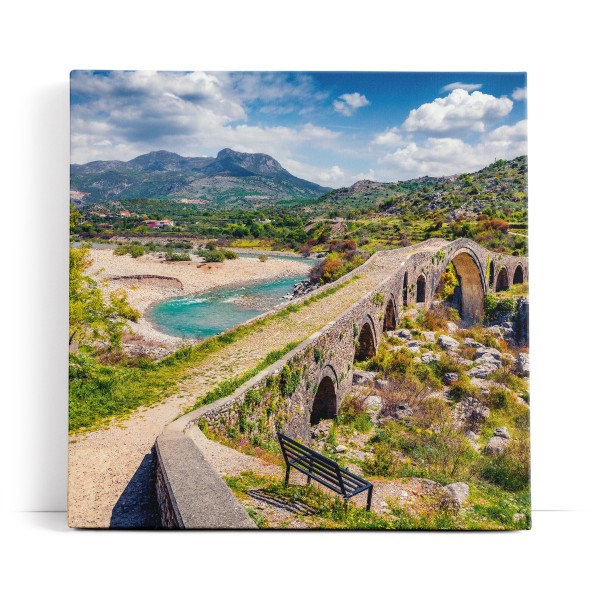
(68, 246), (430, 528)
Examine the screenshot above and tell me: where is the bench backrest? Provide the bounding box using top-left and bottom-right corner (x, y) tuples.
(277, 432), (345, 491)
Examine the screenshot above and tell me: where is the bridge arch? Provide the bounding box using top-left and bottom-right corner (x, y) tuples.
(436, 248), (486, 324)
(354, 315), (377, 361)
(383, 296), (397, 331)
(310, 365), (339, 425)
(416, 274), (427, 303)
(496, 266), (509, 291)
(513, 264), (524, 285)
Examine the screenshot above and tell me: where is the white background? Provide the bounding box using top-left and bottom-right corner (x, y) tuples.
(2, 1), (598, 598)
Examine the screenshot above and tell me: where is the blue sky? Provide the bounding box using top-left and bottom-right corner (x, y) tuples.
(71, 71), (526, 187)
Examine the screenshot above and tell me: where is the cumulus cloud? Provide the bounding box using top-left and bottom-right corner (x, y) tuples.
(379, 120), (527, 179)
(372, 127), (405, 146)
(512, 87), (527, 101)
(69, 71), (340, 165)
(403, 89), (513, 135)
(333, 92), (370, 116)
(440, 82), (483, 93)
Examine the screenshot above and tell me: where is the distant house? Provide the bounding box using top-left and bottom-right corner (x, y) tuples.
(143, 219), (175, 229)
(120, 210), (132, 217)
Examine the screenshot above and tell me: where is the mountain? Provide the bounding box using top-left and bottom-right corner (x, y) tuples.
(70, 149), (330, 205)
(316, 156), (527, 217)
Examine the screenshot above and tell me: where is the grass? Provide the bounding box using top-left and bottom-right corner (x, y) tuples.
(69, 277), (358, 433)
(223, 470), (529, 530)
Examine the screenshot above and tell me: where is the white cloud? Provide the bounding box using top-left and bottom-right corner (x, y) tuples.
(403, 89), (513, 135)
(333, 92), (370, 116)
(372, 127), (404, 146)
(69, 71), (341, 165)
(440, 82), (483, 93)
(512, 87), (527, 101)
(379, 120), (527, 179)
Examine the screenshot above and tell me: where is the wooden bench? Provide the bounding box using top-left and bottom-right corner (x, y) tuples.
(277, 432), (374, 511)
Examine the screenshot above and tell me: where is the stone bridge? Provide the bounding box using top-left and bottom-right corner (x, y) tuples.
(154, 238), (528, 527)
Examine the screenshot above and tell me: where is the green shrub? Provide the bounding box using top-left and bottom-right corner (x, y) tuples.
(165, 251), (191, 261)
(478, 438), (530, 491)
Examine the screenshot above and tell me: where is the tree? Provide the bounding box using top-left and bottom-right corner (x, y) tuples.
(69, 246), (140, 352)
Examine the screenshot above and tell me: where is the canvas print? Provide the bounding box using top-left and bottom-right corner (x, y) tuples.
(69, 71), (529, 529)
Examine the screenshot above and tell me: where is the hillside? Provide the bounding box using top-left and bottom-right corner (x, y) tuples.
(70, 148), (331, 205)
(317, 156), (527, 219)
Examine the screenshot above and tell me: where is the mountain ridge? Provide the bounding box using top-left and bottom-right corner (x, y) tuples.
(70, 148), (331, 205)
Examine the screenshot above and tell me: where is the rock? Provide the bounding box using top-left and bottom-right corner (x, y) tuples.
(375, 379), (393, 391)
(393, 405), (413, 420)
(501, 353), (517, 364)
(311, 421), (331, 441)
(513, 513), (526, 523)
(456, 397), (490, 428)
(494, 426), (510, 439)
(396, 329), (412, 340)
(465, 430), (479, 442)
(422, 331), (436, 342)
(447, 322), (459, 334)
(474, 346), (502, 360)
(464, 337), (484, 348)
(516, 353), (530, 376)
(455, 357), (473, 367)
(444, 482), (470, 506)
(364, 395), (383, 411)
(468, 363), (500, 378)
(486, 325), (503, 337)
(443, 372), (459, 384)
(352, 370), (377, 386)
(484, 436), (509, 455)
(335, 445), (348, 453)
(421, 351), (441, 364)
(406, 341), (422, 353)
(438, 335), (460, 350)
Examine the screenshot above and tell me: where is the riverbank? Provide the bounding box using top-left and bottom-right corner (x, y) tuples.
(87, 248), (313, 355)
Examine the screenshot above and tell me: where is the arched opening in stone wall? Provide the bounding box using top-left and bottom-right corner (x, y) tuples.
(402, 272), (408, 306)
(383, 299), (396, 331)
(496, 267), (509, 291)
(416, 274), (426, 303)
(436, 251), (485, 324)
(513, 265), (524, 285)
(489, 261), (495, 287)
(354, 321), (376, 361)
(310, 376), (337, 425)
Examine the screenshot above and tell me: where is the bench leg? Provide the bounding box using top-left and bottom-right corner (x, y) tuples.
(366, 486), (373, 512)
(285, 465), (291, 486)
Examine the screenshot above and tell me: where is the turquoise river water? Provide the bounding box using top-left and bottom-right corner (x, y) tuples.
(149, 253), (315, 339)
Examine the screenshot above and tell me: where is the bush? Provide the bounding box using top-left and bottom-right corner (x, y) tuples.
(114, 244), (146, 258)
(165, 251), (191, 261)
(478, 438), (530, 491)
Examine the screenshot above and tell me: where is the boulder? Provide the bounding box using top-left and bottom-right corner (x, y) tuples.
(468, 363), (500, 378)
(422, 331), (436, 342)
(484, 436), (509, 455)
(474, 346), (502, 360)
(457, 397), (490, 428)
(464, 337), (484, 348)
(396, 329), (412, 340)
(421, 351), (441, 364)
(364, 395), (383, 411)
(352, 370), (377, 386)
(393, 405), (413, 420)
(406, 341), (422, 353)
(443, 372), (459, 384)
(486, 325), (504, 337)
(447, 322), (459, 334)
(335, 445), (348, 453)
(493, 426), (510, 439)
(517, 353), (530, 377)
(375, 379), (393, 391)
(444, 482), (470, 506)
(438, 335), (460, 351)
